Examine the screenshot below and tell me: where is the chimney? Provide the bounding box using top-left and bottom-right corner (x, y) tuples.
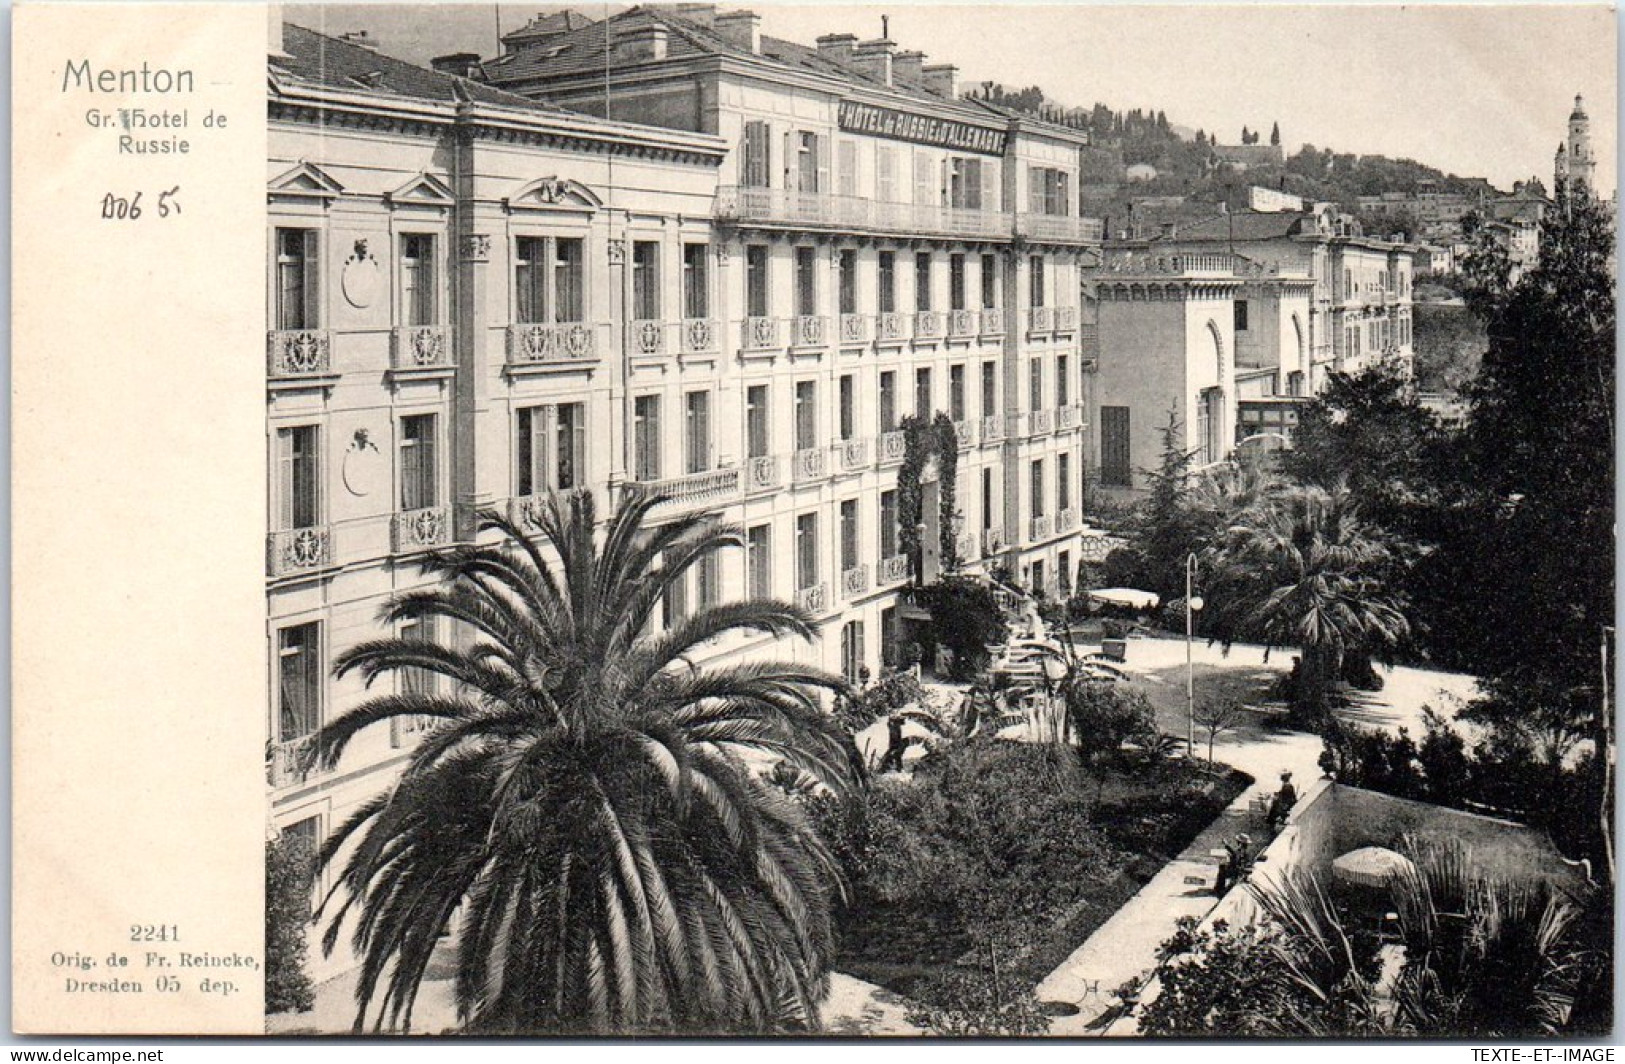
(673, 3), (716, 27)
(921, 63), (957, 98)
(893, 49), (925, 83)
(816, 33), (857, 62)
(268, 6), (289, 58)
(339, 30), (380, 51)
(851, 38), (895, 85)
(431, 52), (483, 78)
(614, 23), (669, 62)
(714, 10), (761, 53)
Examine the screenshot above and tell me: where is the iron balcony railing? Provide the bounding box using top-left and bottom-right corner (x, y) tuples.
(878, 554), (910, 585)
(267, 329), (332, 378)
(267, 526), (332, 578)
(390, 325), (451, 369)
(392, 505), (452, 554)
(795, 583), (829, 615)
(506, 322), (601, 365)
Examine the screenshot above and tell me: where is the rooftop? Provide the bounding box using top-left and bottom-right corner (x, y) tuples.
(483, 5), (1087, 144)
(274, 22), (559, 110)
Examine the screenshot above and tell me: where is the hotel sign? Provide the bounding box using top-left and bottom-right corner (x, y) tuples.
(838, 100), (1006, 156)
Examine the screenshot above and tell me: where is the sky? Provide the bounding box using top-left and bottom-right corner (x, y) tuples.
(288, 2), (1617, 194)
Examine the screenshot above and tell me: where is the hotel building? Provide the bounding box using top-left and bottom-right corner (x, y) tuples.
(481, 5), (1105, 617)
(267, 9), (1105, 977)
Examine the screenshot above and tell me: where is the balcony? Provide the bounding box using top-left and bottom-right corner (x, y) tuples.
(742, 316), (781, 351)
(266, 526), (331, 578)
(682, 318), (719, 355)
(913, 311), (944, 342)
(1029, 409), (1056, 436)
(983, 527), (1006, 553)
(631, 319), (666, 356)
(795, 582), (829, 615)
(714, 185), (1011, 242)
(956, 530), (978, 563)
(980, 414), (1005, 442)
(508, 493), (549, 533)
(645, 467), (742, 506)
(879, 554), (910, 585)
(267, 329), (332, 379)
(876, 311), (909, 344)
(953, 419), (975, 450)
(1058, 404), (1083, 430)
(841, 564), (871, 598)
(1027, 306), (1054, 335)
(1015, 212), (1105, 245)
(878, 430), (907, 464)
(506, 322), (598, 365)
(980, 308), (1006, 337)
(1053, 306), (1078, 333)
(745, 455), (781, 491)
(792, 314), (827, 348)
(1057, 507), (1080, 533)
(267, 735), (316, 788)
(390, 325), (451, 370)
(392, 505), (452, 553)
(792, 446), (827, 483)
(948, 309), (977, 339)
(1030, 513), (1054, 542)
(834, 437), (869, 473)
(839, 313), (869, 345)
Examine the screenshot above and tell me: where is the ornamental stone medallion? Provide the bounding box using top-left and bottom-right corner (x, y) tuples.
(342, 239), (380, 308)
(342, 427), (384, 497)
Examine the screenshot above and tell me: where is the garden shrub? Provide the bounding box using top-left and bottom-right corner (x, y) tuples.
(265, 834), (316, 1015)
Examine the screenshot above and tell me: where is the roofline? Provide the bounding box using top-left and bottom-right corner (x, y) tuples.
(488, 10), (1016, 135)
(269, 76), (727, 162)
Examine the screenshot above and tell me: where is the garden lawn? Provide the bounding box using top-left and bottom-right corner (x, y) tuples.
(813, 738), (1249, 1008)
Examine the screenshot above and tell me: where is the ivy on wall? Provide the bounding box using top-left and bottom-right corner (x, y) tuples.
(897, 412), (962, 581)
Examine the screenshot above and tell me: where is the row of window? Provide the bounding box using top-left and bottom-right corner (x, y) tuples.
(274, 348), (1082, 525)
(738, 121), (1076, 218)
(277, 225), (1064, 334)
(739, 247), (1056, 319)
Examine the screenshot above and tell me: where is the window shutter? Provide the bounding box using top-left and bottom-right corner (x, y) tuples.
(783, 129), (796, 191)
(816, 134), (831, 195)
(914, 152), (932, 207)
(301, 230), (321, 328)
(276, 431), (294, 529)
(983, 164), (998, 214)
(940, 157), (950, 206)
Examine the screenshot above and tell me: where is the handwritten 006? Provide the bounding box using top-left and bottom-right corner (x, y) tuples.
(101, 187), (181, 221)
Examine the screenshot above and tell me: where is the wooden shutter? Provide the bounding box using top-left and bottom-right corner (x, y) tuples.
(1102, 406), (1131, 486)
(914, 152), (933, 207)
(983, 163), (997, 214)
(816, 134), (831, 195)
(302, 230), (321, 328)
(783, 129), (796, 191)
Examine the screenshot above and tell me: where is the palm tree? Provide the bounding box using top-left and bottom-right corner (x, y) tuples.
(1205, 482), (1410, 724)
(309, 488), (859, 1035)
(1243, 837), (1597, 1036)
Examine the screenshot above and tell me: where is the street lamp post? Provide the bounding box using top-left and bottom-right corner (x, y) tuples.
(1185, 553), (1205, 759)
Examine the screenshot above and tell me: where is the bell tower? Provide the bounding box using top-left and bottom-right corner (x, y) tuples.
(1564, 94), (1595, 193)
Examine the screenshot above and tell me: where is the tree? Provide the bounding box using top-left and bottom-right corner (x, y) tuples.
(914, 575), (1010, 681)
(1270, 121), (1281, 146)
(1193, 698), (1247, 767)
(1141, 844), (1604, 1036)
(1450, 182), (1614, 798)
(310, 490), (859, 1034)
(1132, 409), (1203, 599)
(1205, 484), (1411, 725)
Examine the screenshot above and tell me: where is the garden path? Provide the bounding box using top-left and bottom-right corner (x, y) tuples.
(1031, 634), (1479, 1036)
